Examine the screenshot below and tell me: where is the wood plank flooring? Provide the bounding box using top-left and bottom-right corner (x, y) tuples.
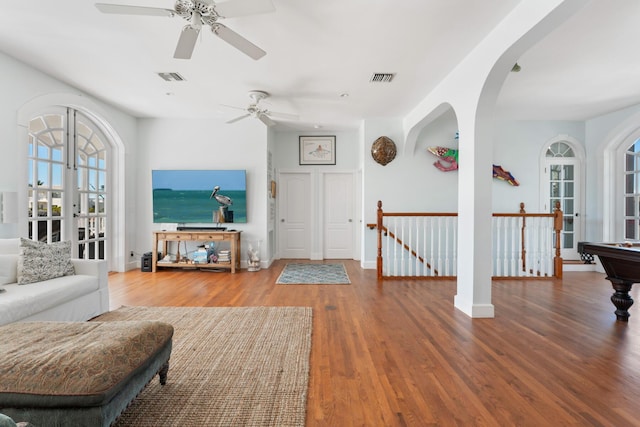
(108, 260), (640, 426)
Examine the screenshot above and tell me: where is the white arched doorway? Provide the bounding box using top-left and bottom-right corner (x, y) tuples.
(18, 93), (126, 272)
(539, 135), (586, 260)
(600, 112), (640, 244)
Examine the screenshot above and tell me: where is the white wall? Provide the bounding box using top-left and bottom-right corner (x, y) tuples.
(5, 49), (640, 272)
(136, 118), (269, 266)
(272, 129), (360, 259)
(492, 119), (585, 212)
(359, 111), (593, 268)
(273, 130), (360, 168)
(585, 103), (640, 242)
(361, 114), (462, 267)
(0, 52), (138, 273)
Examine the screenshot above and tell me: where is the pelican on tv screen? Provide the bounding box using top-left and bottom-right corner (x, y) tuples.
(152, 169), (247, 224)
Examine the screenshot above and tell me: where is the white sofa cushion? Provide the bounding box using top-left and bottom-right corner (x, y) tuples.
(0, 254), (17, 285)
(17, 238), (75, 285)
(0, 238), (19, 255)
(0, 274), (99, 325)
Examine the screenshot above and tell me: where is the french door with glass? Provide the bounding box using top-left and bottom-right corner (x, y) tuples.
(27, 108), (108, 260)
(542, 158), (581, 260)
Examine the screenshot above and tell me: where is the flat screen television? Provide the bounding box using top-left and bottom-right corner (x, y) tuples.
(152, 169), (247, 224)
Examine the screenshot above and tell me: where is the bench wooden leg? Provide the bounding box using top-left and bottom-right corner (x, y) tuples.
(158, 361), (170, 385)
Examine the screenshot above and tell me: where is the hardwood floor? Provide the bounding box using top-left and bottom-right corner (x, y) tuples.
(108, 260), (640, 426)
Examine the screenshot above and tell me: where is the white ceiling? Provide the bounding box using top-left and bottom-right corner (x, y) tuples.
(0, 0), (638, 131)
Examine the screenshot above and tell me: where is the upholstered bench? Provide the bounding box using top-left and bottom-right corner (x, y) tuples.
(0, 320), (173, 427)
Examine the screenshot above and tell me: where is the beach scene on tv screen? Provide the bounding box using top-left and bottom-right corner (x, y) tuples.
(152, 170), (247, 223)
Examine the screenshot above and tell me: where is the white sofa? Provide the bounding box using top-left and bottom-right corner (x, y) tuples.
(0, 238), (109, 326)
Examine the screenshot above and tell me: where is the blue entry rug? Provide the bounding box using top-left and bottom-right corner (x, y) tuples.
(276, 263), (351, 285)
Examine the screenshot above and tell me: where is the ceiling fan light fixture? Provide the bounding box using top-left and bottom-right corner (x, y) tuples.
(190, 11), (203, 29)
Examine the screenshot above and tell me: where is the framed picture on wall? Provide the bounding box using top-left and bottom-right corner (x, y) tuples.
(299, 135), (336, 165)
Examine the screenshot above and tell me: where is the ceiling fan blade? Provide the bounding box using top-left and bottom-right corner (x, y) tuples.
(226, 113), (251, 124)
(95, 3), (174, 17)
(211, 23), (266, 60)
(258, 114), (276, 127)
(214, 0), (275, 18)
(267, 111), (299, 120)
(174, 26), (200, 59)
(220, 104), (248, 111)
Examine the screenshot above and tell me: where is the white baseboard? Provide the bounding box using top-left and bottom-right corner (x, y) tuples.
(454, 296), (495, 318)
(563, 263), (596, 272)
(125, 261), (139, 272)
(361, 260), (376, 269)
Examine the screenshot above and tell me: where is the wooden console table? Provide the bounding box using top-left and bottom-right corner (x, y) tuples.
(152, 230), (242, 273)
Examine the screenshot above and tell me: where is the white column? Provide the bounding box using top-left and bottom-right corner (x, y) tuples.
(454, 119), (495, 318)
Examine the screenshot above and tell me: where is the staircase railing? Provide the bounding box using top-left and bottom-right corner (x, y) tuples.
(368, 201), (563, 279)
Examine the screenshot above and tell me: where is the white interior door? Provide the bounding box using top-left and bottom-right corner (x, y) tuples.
(278, 172), (311, 258)
(323, 172), (354, 258)
(542, 158), (581, 260)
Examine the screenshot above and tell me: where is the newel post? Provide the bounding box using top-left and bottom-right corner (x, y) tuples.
(520, 202), (527, 272)
(376, 200), (383, 279)
(553, 201), (563, 279)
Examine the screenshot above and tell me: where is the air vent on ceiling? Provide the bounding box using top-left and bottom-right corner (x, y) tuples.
(370, 73), (395, 83)
(157, 72), (185, 82)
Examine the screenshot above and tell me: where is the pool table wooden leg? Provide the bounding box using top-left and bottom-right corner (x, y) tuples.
(608, 277), (634, 322)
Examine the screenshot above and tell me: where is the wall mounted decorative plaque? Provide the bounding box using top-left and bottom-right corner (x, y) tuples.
(371, 136), (396, 166)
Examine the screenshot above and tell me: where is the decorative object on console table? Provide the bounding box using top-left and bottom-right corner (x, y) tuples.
(299, 135), (336, 165)
(217, 250), (231, 264)
(247, 240), (261, 272)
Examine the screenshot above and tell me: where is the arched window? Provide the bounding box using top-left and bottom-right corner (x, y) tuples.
(624, 139), (640, 239)
(27, 108), (109, 260)
(546, 141), (575, 158)
(28, 113), (65, 242)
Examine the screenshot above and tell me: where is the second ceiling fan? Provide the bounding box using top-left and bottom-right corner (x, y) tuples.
(95, 0), (274, 60)
(225, 91), (298, 127)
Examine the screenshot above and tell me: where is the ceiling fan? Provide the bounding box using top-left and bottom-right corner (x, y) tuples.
(95, 0), (274, 60)
(225, 91), (298, 127)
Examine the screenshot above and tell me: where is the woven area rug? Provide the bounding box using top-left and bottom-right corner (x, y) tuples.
(93, 306), (312, 426)
(276, 263), (351, 285)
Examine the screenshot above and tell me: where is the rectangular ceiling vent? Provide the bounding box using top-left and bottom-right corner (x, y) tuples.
(157, 72), (185, 82)
(370, 73), (395, 83)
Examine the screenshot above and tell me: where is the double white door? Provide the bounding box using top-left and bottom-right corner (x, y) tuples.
(278, 172), (354, 259)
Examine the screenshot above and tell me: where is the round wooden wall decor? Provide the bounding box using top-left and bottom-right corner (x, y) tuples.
(371, 136), (397, 166)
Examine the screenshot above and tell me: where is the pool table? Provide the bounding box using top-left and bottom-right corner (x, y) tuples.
(582, 242), (640, 322)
